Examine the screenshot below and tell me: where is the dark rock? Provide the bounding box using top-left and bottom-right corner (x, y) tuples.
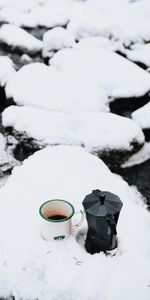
(0, 87), (7, 113)
(115, 50), (127, 59)
(0, 48), (43, 70)
(0, 297), (15, 300)
(95, 140), (144, 172)
(143, 128), (150, 141)
(5, 128), (43, 161)
(118, 159), (150, 208)
(109, 92), (150, 118)
(0, 96), (16, 113)
(0, 41), (42, 57)
(24, 26), (48, 40)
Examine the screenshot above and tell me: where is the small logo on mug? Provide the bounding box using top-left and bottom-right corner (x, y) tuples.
(54, 235), (65, 240)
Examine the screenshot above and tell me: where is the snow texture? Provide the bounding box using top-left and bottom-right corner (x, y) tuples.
(42, 27), (75, 58)
(2, 106), (144, 152)
(0, 0), (70, 28)
(51, 47), (150, 99)
(0, 24), (43, 54)
(75, 36), (123, 52)
(0, 0), (150, 45)
(132, 102), (150, 129)
(126, 43), (150, 67)
(5, 62), (108, 113)
(0, 133), (19, 173)
(0, 146), (150, 300)
(67, 10), (116, 40)
(122, 143), (150, 168)
(0, 56), (15, 87)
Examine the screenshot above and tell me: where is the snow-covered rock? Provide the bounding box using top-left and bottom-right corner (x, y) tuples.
(122, 143), (150, 168)
(67, 10), (116, 40)
(0, 146), (150, 300)
(5, 62), (108, 113)
(0, 132), (6, 150)
(75, 36), (123, 52)
(2, 105), (144, 152)
(126, 44), (150, 68)
(42, 27), (75, 58)
(51, 47), (150, 99)
(20, 54), (32, 63)
(0, 0), (70, 28)
(115, 0), (150, 45)
(0, 24), (43, 54)
(1, 0), (150, 46)
(0, 133), (19, 174)
(0, 56), (15, 87)
(132, 102), (150, 129)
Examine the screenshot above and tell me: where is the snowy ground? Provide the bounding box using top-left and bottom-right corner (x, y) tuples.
(0, 0), (150, 299)
(0, 146), (150, 300)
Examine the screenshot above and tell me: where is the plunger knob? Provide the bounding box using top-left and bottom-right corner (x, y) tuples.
(99, 193), (105, 205)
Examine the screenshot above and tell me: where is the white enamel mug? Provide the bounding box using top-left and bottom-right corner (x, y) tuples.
(39, 199), (84, 241)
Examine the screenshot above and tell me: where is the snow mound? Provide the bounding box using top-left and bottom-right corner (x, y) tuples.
(67, 10), (116, 40)
(5, 62), (108, 113)
(132, 102), (150, 129)
(0, 0), (150, 46)
(115, 0), (150, 45)
(75, 36), (123, 52)
(0, 0), (70, 28)
(126, 43), (150, 68)
(2, 106), (144, 152)
(51, 47), (150, 99)
(0, 24), (43, 54)
(0, 146), (150, 300)
(42, 27), (75, 58)
(0, 56), (15, 87)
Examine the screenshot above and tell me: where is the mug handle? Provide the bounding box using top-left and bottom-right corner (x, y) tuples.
(72, 210), (84, 230)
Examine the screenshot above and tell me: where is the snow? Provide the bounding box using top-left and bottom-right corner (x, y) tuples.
(132, 102), (150, 129)
(0, 146), (150, 300)
(67, 10), (116, 40)
(0, 24), (43, 54)
(0, 133), (19, 174)
(2, 106), (144, 152)
(5, 62), (108, 113)
(42, 27), (75, 58)
(122, 143), (150, 168)
(75, 36), (123, 52)
(51, 47), (150, 99)
(0, 56), (15, 87)
(20, 54), (32, 63)
(0, 0), (150, 299)
(114, 0), (150, 45)
(0, 0), (70, 28)
(0, 133), (6, 151)
(0, 0), (150, 45)
(126, 43), (150, 68)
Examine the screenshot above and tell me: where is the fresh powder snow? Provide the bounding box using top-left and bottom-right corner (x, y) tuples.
(132, 102), (150, 130)
(2, 106), (144, 152)
(42, 27), (75, 58)
(50, 47), (150, 99)
(0, 146), (150, 300)
(126, 43), (150, 68)
(0, 0), (150, 300)
(5, 62), (108, 113)
(0, 56), (15, 86)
